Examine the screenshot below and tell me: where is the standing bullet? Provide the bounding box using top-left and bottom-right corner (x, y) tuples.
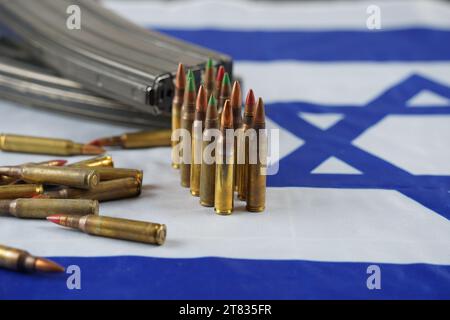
(40, 177), (141, 202)
(214, 100), (234, 215)
(180, 70), (196, 188)
(190, 85), (207, 196)
(0, 133), (105, 156)
(0, 184), (43, 199)
(247, 98), (267, 212)
(172, 63), (186, 169)
(0, 198), (99, 219)
(0, 165), (99, 190)
(200, 95), (219, 207)
(69, 155), (114, 168)
(231, 81), (243, 191)
(203, 58), (215, 100)
(215, 65), (225, 101)
(89, 130), (172, 149)
(47, 214), (167, 245)
(237, 90), (256, 201)
(0, 244), (64, 273)
(218, 72), (231, 115)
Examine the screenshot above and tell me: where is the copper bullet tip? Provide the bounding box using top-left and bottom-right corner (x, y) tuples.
(254, 97), (266, 125)
(245, 89), (256, 114)
(35, 258), (65, 273)
(53, 160), (68, 166)
(88, 136), (122, 148)
(231, 81), (241, 109)
(221, 100), (233, 129)
(176, 63), (186, 89)
(46, 214), (62, 225)
(196, 85), (207, 112)
(81, 144), (106, 155)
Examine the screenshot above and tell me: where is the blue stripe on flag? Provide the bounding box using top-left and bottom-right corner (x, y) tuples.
(156, 28), (450, 61)
(1, 256), (449, 299)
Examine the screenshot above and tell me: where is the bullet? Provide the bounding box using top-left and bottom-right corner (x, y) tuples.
(0, 198), (99, 219)
(0, 184), (43, 199)
(215, 65), (225, 101)
(247, 97), (267, 213)
(47, 214), (167, 245)
(92, 167), (143, 183)
(41, 178), (141, 202)
(0, 165), (99, 190)
(89, 130), (172, 149)
(190, 85), (207, 196)
(69, 155), (114, 168)
(214, 100), (234, 215)
(180, 70), (196, 188)
(203, 58), (215, 100)
(218, 72), (231, 115)
(0, 133), (105, 156)
(0, 244), (64, 273)
(200, 95), (219, 207)
(237, 89), (256, 201)
(0, 159), (67, 185)
(231, 81), (243, 192)
(172, 63), (186, 169)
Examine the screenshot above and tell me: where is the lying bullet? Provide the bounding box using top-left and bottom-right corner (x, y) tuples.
(89, 130), (172, 149)
(247, 97), (267, 213)
(0, 159), (67, 185)
(199, 95), (219, 207)
(0, 165), (99, 190)
(69, 155), (114, 168)
(91, 167), (143, 182)
(40, 178), (141, 202)
(0, 244), (64, 273)
(0, 133), (105, 156)
(0, 184), (43, 199)
(214, 100), (234, 215)
(47, 214), (167, 245)
(0, 198), (98, 219)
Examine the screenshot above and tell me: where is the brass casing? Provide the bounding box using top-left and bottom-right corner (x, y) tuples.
(199, 136), (216, 207)
(19, 166), (99, 189)
(122, 130), (172, 148)
(0, 184), (43, 199)
(237, 124), (252, 201)
(246, 129), (267, 212)
(1, 159), (65, 186)
(214, 134), (234, 215)
(0, 244), (35, 271)
(92, 167), (143, 183)
(3, 198), (99, 219)
(69, 155), (114, 168)
(0, 134), (83, 155)
(63, 215), (166, 245)
(172, 86), (184, 169)
(190, 120), (203, 196)
(45, 178), (141, 202)
(180, 108), (195, 188)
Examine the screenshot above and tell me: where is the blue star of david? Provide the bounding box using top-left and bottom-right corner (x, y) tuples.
(266, 74), (450, 220)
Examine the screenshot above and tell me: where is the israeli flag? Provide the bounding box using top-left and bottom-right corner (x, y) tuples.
(1, 0), (450, 299)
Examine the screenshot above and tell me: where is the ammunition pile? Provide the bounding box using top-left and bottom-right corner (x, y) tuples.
(172, 59), (267, 214)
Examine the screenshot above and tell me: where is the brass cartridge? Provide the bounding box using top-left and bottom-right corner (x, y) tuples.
(92, 167), (143, 182)
(48, 214), (167, 245)
(42, 178), (141, 202)
(199, 95), (219, 207)
(214, 100), (234, 215)
(0, 133), (104, 156)
(90, 131), (172, 149)
(246, 98), (267, 213)
(69, 155), (114, 168)
(172, 63), (186, 169)
(0, 198), (98, 219)
(0, 159), (66, 185)
(0, 184), (43, 199)
(0, 165), (99, 190)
